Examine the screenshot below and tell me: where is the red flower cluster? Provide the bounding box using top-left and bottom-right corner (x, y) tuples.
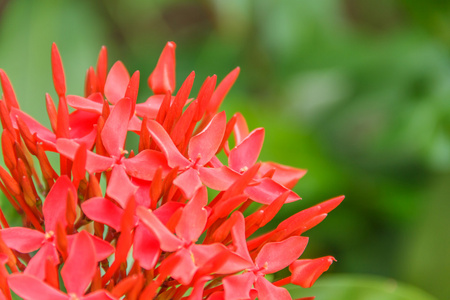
(0, 42), (343, 300)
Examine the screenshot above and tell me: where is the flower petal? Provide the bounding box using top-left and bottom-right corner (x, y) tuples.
(194, 76), (216, 121)
(10, 108), (56, 150)
(135, 95), (174, 119)
(198, 166), (240, 191)
(0, 69), (19, 110)
(153, 202), (185, 225)
(101, 97), (132, 157)
(72, 142), (87, 183)
(245, 178), (300, 205)
(259, 162), (307, 189)
(81, 197), (124, 231)
(276, 196), (344, 235)
(128, 114), (142, 133)
(160, 248), (198, 285)
(190, 243), (253, 274)
(51, 43), (66, 97)
(125, 71), (140, 115)
(206, 67), (240, 115)
(131, 178), (152, 207)
(173, 168), (202, 200)
(207, 292), (225, 300)
(148, 42), (176, 94)
(255, 236), (309, 274)
(254, 276), (291, 300)
(230, 211), (252, 263)
(8, 273), (67, 300)
(289, 256), (336, 288)
(82, 290), (116, 300)
(188, 275), (213, 300)
(123, 150), (170, 180)
(55, 138), (79, 159)
(88, 234), (115, 261)
(57, 138), (115, 174)
(223, 272), (256, 300)
(188, 111), (226, 166)
(0, 228), (44, 253)
(229, 128), (264, 172)
(146, 120), (190, 168)
(86, 151), (115, 174)
(24, 243), (59, 280)
(162, 71), (194, 132)
(62, 231), (97, 296)
(232, 112), (249, 145)
(66, 233), (114, 262)
(136, 206), (183, 252)
(68, 110), (98, 141)
(67, 95), (104, 114)
(133, 224), (160, 270)
(170, 100), (198, 146)
(96, 46), (108, 94)
(43, 176), (77, 232)
(176, 186), (208, 242)
(106, 165), (137, 209)
(104, 61), (130, 104)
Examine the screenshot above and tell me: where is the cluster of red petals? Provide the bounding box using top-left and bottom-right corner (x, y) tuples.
(0, 42), (343, 300)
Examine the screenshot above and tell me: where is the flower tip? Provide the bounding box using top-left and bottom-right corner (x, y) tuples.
(0, 68), (19, 110)
(289, 256), (336, 288)
(335, 195), (345, 204)
(125, 70), (141, 106)
(167, 41), (176, 49)
(51, 42), (59, 56)
(96, 46), (108, 94)
(51, 43), (66, 97)
(148, 42), (177, 94)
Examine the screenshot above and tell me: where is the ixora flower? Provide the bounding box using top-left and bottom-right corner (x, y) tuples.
(0, 42), (343, 300)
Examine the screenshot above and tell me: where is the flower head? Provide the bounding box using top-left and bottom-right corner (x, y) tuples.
(0, 42), (343, 299)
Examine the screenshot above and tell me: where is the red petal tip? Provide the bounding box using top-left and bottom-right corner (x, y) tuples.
(148, 42), (177, 94)
(51, 43), (66, 97)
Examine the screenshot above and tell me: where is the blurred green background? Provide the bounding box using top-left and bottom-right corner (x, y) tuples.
(0, 0), (449, 299)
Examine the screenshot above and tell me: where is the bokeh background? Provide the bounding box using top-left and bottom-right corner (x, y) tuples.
(0, 0), (449, 299)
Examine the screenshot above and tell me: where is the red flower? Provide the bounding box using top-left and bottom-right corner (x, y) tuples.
(199, 126), (302, 204)
(0, 177), (113, 281)
(146, 112), (227, 199)
(8, 231), (115, 300)
(0, 42), (343, 299)
(137, 187), (253, 286)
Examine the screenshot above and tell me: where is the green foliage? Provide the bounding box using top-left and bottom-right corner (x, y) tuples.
(288, 274), (437, 300)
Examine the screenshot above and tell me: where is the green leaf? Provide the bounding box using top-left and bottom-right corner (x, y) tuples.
(287, 274), (437, 300)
